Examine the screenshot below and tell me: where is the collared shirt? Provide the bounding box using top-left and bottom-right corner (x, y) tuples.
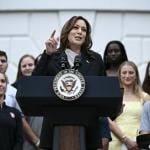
(65, 48), (80, 68)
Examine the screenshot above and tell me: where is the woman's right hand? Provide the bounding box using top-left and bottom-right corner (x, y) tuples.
(124, 138), (139, 150)
(45, 30), (59, 55)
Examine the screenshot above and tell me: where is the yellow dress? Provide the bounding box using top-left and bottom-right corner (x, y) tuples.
(109, 101), (143, 150)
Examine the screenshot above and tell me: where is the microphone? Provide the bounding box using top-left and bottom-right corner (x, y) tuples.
(73, 55), (82, 70)
(60, 53), (68, 69)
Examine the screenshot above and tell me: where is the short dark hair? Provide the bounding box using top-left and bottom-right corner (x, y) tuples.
(0, 50), (8, 61)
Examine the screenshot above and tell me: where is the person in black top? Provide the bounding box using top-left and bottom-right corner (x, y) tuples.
(103, 40), (128, 77)
(0, 50), (42, 149)
(33, 16), (111, 150)
(0, 72), (23, 150)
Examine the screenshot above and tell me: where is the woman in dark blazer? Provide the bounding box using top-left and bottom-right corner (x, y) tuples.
(33, 16), (111, 150)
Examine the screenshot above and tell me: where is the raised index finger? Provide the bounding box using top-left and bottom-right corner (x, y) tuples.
(50, 30), (56, 38)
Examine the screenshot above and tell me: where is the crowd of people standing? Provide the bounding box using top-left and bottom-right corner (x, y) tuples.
(0, 15), (150, 150)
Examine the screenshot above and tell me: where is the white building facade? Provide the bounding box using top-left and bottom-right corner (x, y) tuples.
(0, 0), (150, 82)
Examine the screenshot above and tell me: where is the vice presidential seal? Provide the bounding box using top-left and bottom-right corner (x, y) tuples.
(53, 69), (85, 101)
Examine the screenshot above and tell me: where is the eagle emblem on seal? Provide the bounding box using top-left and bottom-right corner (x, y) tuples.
(60, 76), (77, 94)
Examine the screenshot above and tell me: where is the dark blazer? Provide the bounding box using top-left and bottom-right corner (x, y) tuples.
(33, 50), (105, 76)
(32, 49), (106, 149)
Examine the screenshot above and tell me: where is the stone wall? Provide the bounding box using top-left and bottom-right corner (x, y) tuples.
(0, 0), (150, 82)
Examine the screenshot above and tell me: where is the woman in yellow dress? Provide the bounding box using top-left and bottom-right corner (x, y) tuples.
(109, 61), (150, 150)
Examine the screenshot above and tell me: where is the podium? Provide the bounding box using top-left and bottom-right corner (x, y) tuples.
(16, 76), (123, 150)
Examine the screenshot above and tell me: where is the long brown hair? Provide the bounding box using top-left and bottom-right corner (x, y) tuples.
(15, 54), (35, 80)
(58, 16), (93, 52)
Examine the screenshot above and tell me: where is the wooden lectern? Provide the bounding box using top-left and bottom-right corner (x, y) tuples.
(16, 76), (123, 150)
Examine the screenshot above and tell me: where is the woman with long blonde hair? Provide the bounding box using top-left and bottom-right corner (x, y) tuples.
(109, 61), (150, 150)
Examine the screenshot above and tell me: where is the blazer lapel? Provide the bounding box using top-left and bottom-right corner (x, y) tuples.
(78, 53), (91, 75)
